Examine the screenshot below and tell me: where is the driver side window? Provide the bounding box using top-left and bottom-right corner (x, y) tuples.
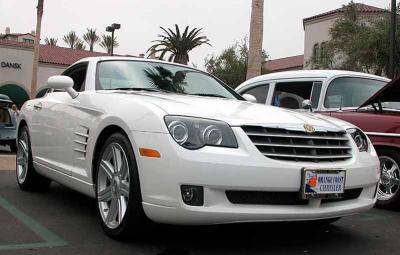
(62, 62), (89, 92)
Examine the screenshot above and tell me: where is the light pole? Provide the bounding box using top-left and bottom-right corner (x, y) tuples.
(105, 23), (120, 56)
(389, 0), (396, 79)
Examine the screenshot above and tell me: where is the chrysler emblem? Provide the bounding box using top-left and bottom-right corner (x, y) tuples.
(303, 124), (315, 133)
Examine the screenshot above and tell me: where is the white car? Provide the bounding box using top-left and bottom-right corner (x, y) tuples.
(17, 57), (380, 239)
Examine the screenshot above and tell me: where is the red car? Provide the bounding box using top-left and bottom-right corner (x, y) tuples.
(325, 78), (400, 209)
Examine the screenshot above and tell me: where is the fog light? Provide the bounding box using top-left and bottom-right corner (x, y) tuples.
(181, 185), (204, 206)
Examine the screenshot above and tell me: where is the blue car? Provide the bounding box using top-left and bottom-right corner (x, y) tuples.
(0, 94), (17, 152)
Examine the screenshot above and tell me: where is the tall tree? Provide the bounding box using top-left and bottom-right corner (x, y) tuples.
(147, 25), (211, 65)
(205, 38), (269, 88)
(100, 34), (119, 54)
(63, 31), (79, 49)
(246, 0), (264, 80)
(30, 0), (44, 99)
(83, 28), (99, 52)
(307, 1), (400, 76)
(44, 37), (57, 46)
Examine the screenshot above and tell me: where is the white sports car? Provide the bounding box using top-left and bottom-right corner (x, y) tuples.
(17, 57), (380, 239)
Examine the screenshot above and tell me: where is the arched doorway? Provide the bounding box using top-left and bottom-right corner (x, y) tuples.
(0, 84), (30, 108)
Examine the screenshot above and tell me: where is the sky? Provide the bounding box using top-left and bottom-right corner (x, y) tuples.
(0, 0), (391, 69)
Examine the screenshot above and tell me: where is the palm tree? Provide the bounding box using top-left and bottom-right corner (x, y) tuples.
(44, 37), (57, 46)
(63, 31), (79, 49)
(147, 25), (211, 65)
(30, 0), (44, 99)
(83, 28), (99, 51)
(75, 40), (86, 50)
(100, 34), (119, 54)
(246, 0), (264, 79)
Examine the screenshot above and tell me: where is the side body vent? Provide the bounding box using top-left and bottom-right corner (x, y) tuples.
(73, 126), (89, 159)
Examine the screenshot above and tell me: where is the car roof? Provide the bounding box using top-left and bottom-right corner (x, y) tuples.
(236, 70), (390, 91)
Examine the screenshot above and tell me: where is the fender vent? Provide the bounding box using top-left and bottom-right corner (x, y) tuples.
(73, 127), (89, 158)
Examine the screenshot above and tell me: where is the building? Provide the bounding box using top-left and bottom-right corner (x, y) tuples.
(0, 27), (36, 44)
(263, 3), (387, 73)
(0, 34), (111, 107)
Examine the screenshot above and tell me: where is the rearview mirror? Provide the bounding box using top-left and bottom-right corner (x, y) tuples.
(242, 94), (258, 103)
(302, 99), (312, 112)
(47, 75), (78, 99)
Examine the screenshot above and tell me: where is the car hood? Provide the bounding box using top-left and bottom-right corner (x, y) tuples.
(117, 92), (350, 130)
(358, 77), (398, 109)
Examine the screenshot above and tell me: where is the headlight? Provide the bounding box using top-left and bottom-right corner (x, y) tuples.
(164, 116), (238, 150)
(347, 128), (368, 152)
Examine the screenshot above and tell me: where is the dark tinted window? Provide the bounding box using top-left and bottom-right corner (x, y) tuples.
(325, 78), (386, 108)
(311, 82), (322, 108)
(62, 63), (88, 92)
(241, 84), (269, 104)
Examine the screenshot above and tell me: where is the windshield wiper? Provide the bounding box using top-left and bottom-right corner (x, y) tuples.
(191, 93), (228, 99)
(109, 87), (171, 93)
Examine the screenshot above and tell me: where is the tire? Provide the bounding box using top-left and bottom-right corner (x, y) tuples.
(9, 142), (17, 153)
(95, 132), (147, 240)
(376, 149), (400, 209)
(16, 125), (51, 192)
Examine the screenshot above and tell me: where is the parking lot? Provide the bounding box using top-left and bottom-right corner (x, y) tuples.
(0, 150), (398, 255)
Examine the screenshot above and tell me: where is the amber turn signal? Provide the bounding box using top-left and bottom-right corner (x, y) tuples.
(139, 148), (161, 158)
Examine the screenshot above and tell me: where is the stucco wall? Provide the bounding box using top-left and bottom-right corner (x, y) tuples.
(0, 46), (33, 94)
(37, 64), (66, 91)
(303, 16), (337, 67)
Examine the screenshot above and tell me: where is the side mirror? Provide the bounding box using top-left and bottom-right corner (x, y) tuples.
(302, 99), (312, 112)
(242, 94), (258, 103)
(47, 75), (78, 99)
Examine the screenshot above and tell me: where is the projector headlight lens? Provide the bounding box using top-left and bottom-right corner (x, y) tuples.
(165, 116), (238, 150)
(347, 128), (369, 152)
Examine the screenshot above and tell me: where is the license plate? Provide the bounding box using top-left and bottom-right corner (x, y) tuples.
(301, 169), (346, 199)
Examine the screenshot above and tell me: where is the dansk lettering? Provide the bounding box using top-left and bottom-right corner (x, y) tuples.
(1, 62), (22, 69)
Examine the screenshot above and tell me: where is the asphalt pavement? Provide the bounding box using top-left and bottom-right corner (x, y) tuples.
(0, 167), (398, 255)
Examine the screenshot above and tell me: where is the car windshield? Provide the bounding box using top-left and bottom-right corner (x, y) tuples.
(324, 77), (387, 108)
(96, 60), (241, 100)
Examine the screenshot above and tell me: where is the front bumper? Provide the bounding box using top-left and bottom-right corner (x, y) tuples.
(130, 127), (380, 225)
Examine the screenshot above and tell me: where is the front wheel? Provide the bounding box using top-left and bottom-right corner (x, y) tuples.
(16, 126), (51, 192)
(95, 133), (147, 240)
(376, 149), (400, 209)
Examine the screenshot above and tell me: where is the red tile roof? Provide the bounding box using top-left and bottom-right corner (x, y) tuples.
(0, 39), (111, 66)
(303, 3), (387, 23)
(264, 55), (304, 72)
(39, 44), (110, 66)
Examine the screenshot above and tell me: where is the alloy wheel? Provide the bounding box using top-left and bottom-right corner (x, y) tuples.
(378, 156), (400, 201)
(16, 132), (29, 184)
(97, 142), (130, 229)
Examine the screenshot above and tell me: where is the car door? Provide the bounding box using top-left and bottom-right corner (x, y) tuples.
(31, 62), (88, 175)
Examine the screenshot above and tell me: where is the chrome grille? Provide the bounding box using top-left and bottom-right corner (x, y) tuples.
(242, 126), (352, 162)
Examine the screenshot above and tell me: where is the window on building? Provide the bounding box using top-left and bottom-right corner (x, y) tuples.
(273, 82), (314, 109)
(241, 84), (269, 104)
(23, 38), (34, 44)
(312, 43), (320, 59)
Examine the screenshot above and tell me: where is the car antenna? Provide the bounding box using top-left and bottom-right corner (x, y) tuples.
(339, 97), (343, 111)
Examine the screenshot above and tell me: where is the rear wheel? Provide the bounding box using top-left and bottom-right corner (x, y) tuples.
(16, 126), (51, 191)
(95, 133), (147, 240)
(376, 149), (400, 209)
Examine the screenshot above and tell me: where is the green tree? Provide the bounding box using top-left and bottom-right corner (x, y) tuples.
(83, 28), (99, 52)
(44, 37), (57, 46)
(205, 38), (269, 88)
(308, 1), (400, 76)
(147, 25), (211, 65)
(63, 31), (79, 49)
(75, 40), (86, 50)
(100, 34), (119, 54)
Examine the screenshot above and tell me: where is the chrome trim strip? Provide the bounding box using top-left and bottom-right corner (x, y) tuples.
(74, 148), (87, 154)
(263, 153), (352, 159)
(246, 132), (348, 140)
(74, 132), (89, 138)
(73, 140), (88, 146)
(365, 132), (400, 138)
(253, 142), (351, 149)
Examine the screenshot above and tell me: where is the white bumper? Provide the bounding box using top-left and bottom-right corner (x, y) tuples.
(130, 128), (380, 225)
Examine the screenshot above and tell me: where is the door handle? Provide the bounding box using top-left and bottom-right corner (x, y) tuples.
(33, 102), (42, 110)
